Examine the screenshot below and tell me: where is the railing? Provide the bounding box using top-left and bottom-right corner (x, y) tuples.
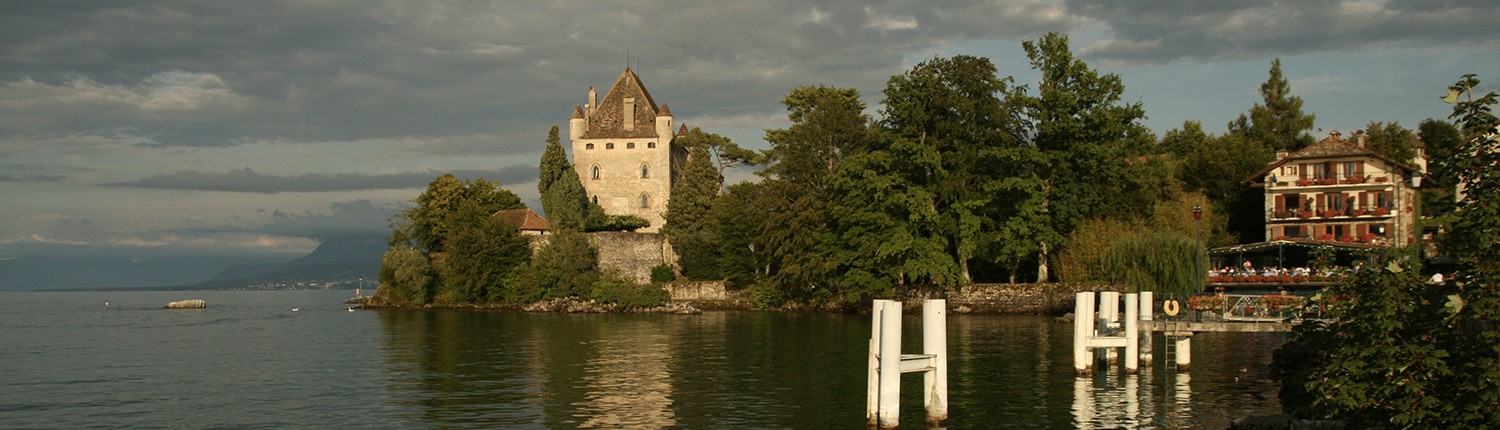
(1157, 293), (1323, 323)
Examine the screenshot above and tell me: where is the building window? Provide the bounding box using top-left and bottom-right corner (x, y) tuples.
(1371, 223), (1386, 236)
(591, 165), (601, 180)
(586, 143), (594, 150)
(606, 142), (614, 149)
(640, 193), (650, 208)
(647, 142), (656, 149)
(591, 195), (598, 204)
(1285, 225), (1301, 238)
(641, 163), (650, 178)
(627, 142), (635, 149)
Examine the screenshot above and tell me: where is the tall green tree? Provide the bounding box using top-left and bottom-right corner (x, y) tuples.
(880, 54), (1027, 283)
(1160, 120), (1210, 158)
(538, 125), (588, 230)
(1418, 118), (1463, 217)
(435, 200), (532, 304)
(1229, 59), (1317, 152)
(1178, 132), (1273, 242)
(762, 85), (873, 192)
(1019, 32), (1153, 282)
(664, 140), (724, 279)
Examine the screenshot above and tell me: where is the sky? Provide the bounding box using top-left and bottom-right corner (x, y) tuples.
(2, 0), (1497, 263)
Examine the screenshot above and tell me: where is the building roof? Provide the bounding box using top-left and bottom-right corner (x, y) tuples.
(581, 68), (663, 140)
(492, 208), (549, 231)
(1244, 130), (1421, 184)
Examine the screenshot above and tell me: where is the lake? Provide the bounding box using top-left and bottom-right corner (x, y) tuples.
(0, 290), (1285, 429)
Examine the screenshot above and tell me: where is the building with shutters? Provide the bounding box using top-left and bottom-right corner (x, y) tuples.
(1245, 130), (1426, 246)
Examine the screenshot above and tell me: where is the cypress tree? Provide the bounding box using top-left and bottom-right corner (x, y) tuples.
(538, 125), (587, 230)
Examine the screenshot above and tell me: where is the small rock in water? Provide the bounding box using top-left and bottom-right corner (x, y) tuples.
(165, 299), (206, 309)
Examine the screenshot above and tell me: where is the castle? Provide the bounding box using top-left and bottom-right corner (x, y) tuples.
(568, 68), (687, 233)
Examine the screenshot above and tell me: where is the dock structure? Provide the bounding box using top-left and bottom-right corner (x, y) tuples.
(867, 299), (948, 429)
(1074, 292), (1296, 373)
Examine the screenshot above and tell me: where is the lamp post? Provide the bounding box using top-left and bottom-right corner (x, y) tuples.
(1193, 206), (1203, 294)
(1410, 172), (1423, 256)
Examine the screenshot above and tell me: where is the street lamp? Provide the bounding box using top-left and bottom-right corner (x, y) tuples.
(1193, 206), (1203, 294)
(1410, 172), (1423, 253)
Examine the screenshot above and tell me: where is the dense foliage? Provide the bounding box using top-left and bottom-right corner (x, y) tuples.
(539, 125), (588, 230)
(1229, 59), (1317, 152)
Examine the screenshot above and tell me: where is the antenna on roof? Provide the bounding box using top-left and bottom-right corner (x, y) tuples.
(626, 46), (631, 70)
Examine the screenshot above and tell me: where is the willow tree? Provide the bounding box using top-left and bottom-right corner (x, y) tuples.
(1099, 230), (1200, 295)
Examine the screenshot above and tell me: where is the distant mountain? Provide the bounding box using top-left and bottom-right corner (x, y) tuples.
(0, 255), (283, 291)
(192, 236), (386, 289)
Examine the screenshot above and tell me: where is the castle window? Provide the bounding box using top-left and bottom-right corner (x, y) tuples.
(592, 195), (598, 204)
(647, 142), (656, 149)
(606, 142), (614, 149)
(640, 193), (650, 208)
(627, 142), (635, 149)
(591, 165), (601, 180)
(586, 143), (594, 150)
(640, 163), (650, 178)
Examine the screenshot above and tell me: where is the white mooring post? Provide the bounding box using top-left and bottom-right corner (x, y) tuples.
(1139, 291), (1154, 363)
(867, 299), (948, 428)
(1073, 292), (1140, 375)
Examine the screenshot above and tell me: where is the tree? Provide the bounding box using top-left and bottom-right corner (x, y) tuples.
(521, 229), (599, 300)
(1160, 121), (1209, 158)
(762, 85), (873, 192)
(1019, 32), (1153, 281)
(880, 54), (1027, 284)
(1418, 119), (1464, 217)
(1178, 132), (1273, 242)
(677, 126), (763, 180)
(713, 181), (768, 289)
(1228, 59), (1316, 152)
(435, 200), (532, 304)
(664, 141), (724, 279)
(538, 125), (587, 230)
(393, 174), (525, 252)
(1360, 121), (1418, 165)
(374, 246), (434, 306)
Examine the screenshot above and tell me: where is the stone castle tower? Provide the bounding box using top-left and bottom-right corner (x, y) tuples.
(568, 68), (686, 232)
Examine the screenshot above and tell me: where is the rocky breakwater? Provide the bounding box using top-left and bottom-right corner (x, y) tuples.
(164, 299), (206, 309)
(523, 297), (701, 314)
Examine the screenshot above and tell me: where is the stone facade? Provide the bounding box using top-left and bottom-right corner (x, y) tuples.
(590, 231), (672, 284)
(568, 68), (686, 233)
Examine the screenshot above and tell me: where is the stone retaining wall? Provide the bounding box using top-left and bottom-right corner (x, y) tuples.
(905, 282), (1129, 314)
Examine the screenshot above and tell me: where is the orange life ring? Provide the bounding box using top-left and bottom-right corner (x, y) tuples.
(1163, 300), (1181, 316)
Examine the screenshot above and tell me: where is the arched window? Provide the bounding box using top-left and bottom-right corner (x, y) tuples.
(591, 195), (598, 204)
(640, 193), (650, 208)
(605, 142), (615, 149)
(626, 142), (636, 149)
(647, 142), (657, 149)
(640, 163), (650, 178)
(591, 164), (601, 180)
(585, 143), (594, 150)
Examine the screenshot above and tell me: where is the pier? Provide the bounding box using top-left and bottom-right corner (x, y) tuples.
(1074, 292), (1299, 372)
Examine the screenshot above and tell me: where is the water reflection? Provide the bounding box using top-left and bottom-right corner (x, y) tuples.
(373, 310), (1282, 429)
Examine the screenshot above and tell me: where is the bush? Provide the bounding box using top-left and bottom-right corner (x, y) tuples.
(590, 276), (670, 309)
(650, 264), (676, 284)
(375, 246), (435, 306)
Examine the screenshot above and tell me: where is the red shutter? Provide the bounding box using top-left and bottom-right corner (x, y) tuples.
(1356, 161), (1365, 176)
(1317, 194), (1325, 210)
(1360, 192), (1368, 209)
(1384, 191), (1394, 207)
(1275, 195), (1285, 213)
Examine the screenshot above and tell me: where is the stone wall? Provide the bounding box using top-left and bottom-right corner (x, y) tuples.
(590, 231), (669, 284)
(896, 282), (1128, 314)
(665, 280), (728, 300)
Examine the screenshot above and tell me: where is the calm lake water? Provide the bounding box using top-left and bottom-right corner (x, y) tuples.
(0, 290), (1285, 429)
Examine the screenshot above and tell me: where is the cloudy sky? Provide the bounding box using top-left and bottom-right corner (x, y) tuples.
(2, 0), (1497, 263)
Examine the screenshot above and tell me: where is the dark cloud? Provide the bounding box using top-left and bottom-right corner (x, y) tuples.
(0, 1), (1080, 151)
(0, 173), (66, 182)
(104, 166), (535, 193)
(1068, 0), (1500, 64)
(258, 199), (400, 240)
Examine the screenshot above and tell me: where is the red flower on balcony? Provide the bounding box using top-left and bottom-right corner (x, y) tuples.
(1321, 209), (1340, 218)
(1373, 207), (1390, 216)
(1297, 210), (1314, 219)
(1317, 234), (1335, 241)
(1297, 179), (1313, 186)
(1319, 178), (1337, 185)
